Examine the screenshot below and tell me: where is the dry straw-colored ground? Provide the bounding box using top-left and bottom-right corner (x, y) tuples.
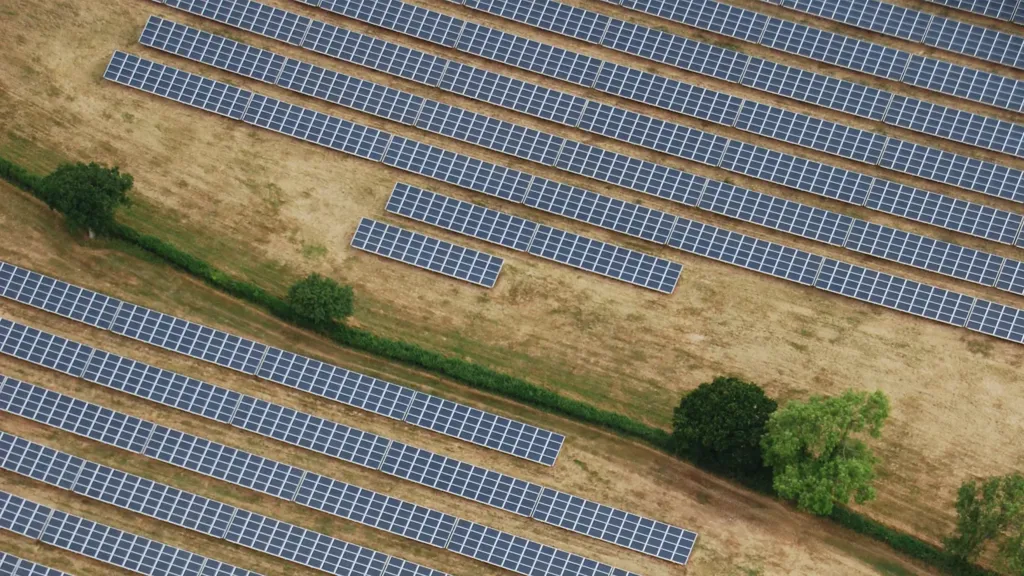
(0, 0), (1022, 573)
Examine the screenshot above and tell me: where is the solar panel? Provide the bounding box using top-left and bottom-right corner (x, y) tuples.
(0, 491), (51, 540)
(276, 58), (425, 125)
(300, 19), (449, 86)
(996, 259), (1024, 295)
(0, 552), (74, 576)
(379, 441), (543, 516)
(866, 178), (1023, 245)
(532, 487), (699, 565)
(554, 140), (708, 206)
(759, 17), (910, 80)
(383, 137), (534, 203)
(717, 141), (872, 205)
(901, 54), (1024, 113)
(0, 263), (123, 330)
(576, 100), (729, 167)
(439, 61), (588, 126)
(668, 218), (825, 285)
(109, 302), (267, 374)
(295, 472), (456, 548)
(601, 18), (751, 83)
(0, 374), (155, 452)
(320, 0), (466, 47)
(924, 0), (1019, 21)
(41, 512), (207, 576)
(104, 50), (253, 119)
(0, 433), (85, 491)
(463, 0), (613, 44)
(386, 182), (539, 251)
(783, 0), (934, 41)
(242, 94), (392, 162)
(414, 100), (567, 165)
(967, 299), (1024, 343)
(523, 177), (679, 244)
(697, 180), (854, 246)
(592, 62), (744, 125)
(167, 0), (312, 46)
(140, 16), (286, 84)
(403, 390), (565, 467)
(814, 259), (976, 326)
(878, 138), (1024, 204)
(843, 219), (1006, 287)
(734, 101), (888, 164)
(924, 16), (1024, 69)
(740, 57), (893, 121)
(350, 218), (504, 288)
(528, 225), (683, 293)
(883, 95), (1024, 159)
(256, 347), (416, 421)
(622, 0), (769, 42)
(446, 519), (639, 576)
(456, 22), (604, 87)
(0, 262), (566, 466)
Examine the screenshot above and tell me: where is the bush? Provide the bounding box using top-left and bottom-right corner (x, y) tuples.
(672, 377), (776, 480)
(287, 273), (354, 327)
(40, 162), (133, 236)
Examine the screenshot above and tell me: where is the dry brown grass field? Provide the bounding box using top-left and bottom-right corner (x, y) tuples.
(0, 0), (1022, 573)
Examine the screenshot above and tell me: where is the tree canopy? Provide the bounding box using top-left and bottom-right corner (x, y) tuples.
(41, 162), (133, 236)
(761, 389), (890, 515)
(945, 473), (1024, 574)
(672, 376), (777, 478)
(287, 273), (354, 328)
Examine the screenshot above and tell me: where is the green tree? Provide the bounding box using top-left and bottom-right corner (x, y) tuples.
(672, 376), (777, 479)
(761, 389), (890, 515)
(287, 273), (353, 328)
(945, 473), (1024, 573)
(41, 162), (133, 236)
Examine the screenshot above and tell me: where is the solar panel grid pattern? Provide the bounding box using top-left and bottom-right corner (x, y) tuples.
(923, 0), (1020, 21)
(0, 262), (566, 466)
(0, 312), (697, 564)
(350, 218), (505, 288)
(607, 0), (1024, 122)
(429, 0), (1024, 163)
(0, 386), (646, 575)
(0, 490), (265, 576)
(0, 552), (75, 576)
(386, 183), (539, 251)
(781, 0), (1024, 70)
(149, 0), (1024, 241)
(97, 49), (1024, 338)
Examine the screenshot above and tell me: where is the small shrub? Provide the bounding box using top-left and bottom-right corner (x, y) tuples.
(288, 273), (354, 327)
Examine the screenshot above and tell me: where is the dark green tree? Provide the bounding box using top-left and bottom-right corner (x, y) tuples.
(41, 162), (133, 236)
(945, 473), (1024, 573)
(672, 377), (777, 479)
(761, 390), (890, 516)
(287, 273), (353, 328)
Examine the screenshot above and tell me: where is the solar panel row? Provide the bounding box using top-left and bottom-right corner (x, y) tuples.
(98, 53), (1024, 343)
(421, 0), (1024, 198)
(0, 552), (76, 576)
(137, 17), (1024, 290)
(0, 371), (696, 568)
(0, 317), (700, 565)
(0, 433), (445, 576)
(779, 0), (1024, 70)
(350, 217), (505, 288)
(0, 494), (264, 576)
(923, 0), (1023, 23)
(0, 261), (565, 468)
(611, 0), (1024, 113)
